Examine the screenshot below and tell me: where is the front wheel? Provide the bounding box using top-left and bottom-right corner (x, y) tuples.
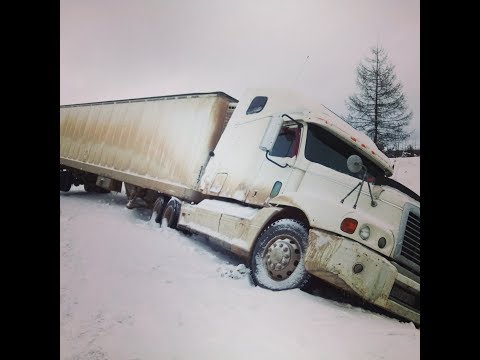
(250, 219), (311, 290)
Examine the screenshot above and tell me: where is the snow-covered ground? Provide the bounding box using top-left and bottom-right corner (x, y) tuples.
(60, 158), (420, 360)
(391, 156), (420, 195)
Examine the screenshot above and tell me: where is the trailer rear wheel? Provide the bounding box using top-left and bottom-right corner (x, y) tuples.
(160, 198), (180, 228)
(250, 219), (311, 290)
(60, 170), (72, 192)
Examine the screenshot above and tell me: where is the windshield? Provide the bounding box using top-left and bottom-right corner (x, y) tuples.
(304, 123), (384, 181)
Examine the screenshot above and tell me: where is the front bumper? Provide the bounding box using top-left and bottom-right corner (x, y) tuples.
(305, 228), (420, 325)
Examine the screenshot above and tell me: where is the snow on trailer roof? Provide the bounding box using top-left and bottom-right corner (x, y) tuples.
(60, 91), (239, 108)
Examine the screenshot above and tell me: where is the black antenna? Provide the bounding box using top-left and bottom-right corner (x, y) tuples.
(292, 55), (310, 88)
(322, 104), (345, 121)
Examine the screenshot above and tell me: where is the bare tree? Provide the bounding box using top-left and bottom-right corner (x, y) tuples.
(345, 45), (412, 150)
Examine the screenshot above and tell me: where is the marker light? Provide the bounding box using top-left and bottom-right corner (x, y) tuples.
(378, 237), (387, 248)
(353, 263), (364, 274)
(270, 181), (282, 198)
(340, 218), (358, 234)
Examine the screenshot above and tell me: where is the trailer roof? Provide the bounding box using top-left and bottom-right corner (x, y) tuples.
(60, 91), (238, 108)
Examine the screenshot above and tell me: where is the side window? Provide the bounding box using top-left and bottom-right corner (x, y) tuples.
(270, 127), (299, 158)
(246, 96), (268, 114)
(305, 124), (380, 179)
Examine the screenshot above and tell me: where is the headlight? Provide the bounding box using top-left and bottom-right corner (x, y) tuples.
(359, 225), (370, 240)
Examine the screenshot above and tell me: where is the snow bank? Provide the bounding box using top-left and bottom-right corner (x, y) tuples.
(391, 156), (420, 195)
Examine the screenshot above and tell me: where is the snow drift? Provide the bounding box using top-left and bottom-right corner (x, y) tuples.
(60, 157), (420, 360)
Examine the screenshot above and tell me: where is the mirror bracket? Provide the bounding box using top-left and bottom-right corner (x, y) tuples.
(341, 155), (378, 208)
(265, 150), (288, 168)
(281, 114), (303, 128)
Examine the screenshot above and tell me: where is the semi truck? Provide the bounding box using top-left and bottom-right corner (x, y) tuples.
(60, 88), (420, 324)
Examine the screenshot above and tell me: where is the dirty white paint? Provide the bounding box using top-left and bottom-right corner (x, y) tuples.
(196, 199), (259, 220)
(60, 93), (234, 194)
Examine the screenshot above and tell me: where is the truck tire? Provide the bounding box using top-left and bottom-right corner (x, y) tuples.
(153, 196), (166, 223)
(60, 170), (72, 192)
(250, 219), (311, 290)
(160, 198), (180, 228)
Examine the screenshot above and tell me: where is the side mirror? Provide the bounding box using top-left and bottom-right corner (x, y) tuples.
(259, 115), (284, 152)
(342, 154), (377, 208)
(347, 155), (363, 173)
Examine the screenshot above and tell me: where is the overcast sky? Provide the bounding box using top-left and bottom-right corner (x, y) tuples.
(60, 0), (419, 144)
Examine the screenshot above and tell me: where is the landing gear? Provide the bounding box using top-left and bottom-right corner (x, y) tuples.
(84, 182), (110, 193)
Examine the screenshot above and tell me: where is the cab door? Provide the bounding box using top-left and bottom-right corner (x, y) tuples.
(245, 124), (303, 206)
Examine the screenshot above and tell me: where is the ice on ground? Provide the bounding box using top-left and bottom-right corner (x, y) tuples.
(218, 263), (250, 279)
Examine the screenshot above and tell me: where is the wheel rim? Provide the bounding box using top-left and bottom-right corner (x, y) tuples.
(263, 235), (302, 281)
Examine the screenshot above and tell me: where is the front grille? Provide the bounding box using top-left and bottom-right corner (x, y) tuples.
(400, 212), (420, 266)
(393, 204), (420, 274)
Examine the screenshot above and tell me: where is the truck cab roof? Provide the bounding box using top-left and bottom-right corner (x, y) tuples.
(230, 88), (394, 177)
